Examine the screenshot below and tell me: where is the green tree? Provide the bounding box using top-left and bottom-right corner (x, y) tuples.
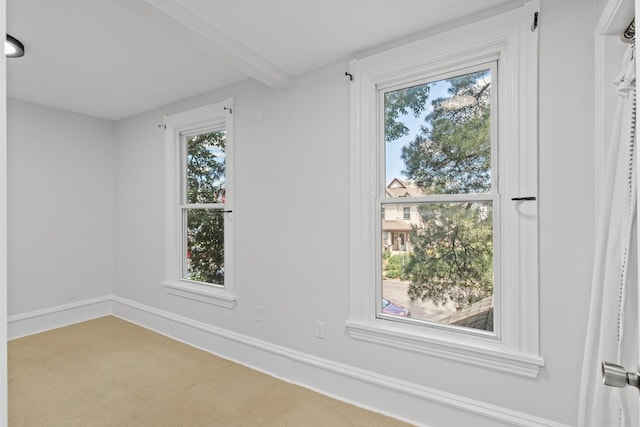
(407, 203), (493, 308)
(395, 71), (494, 309)
(186, 131), (226, 285)
(401, 72), (491, 194)
(384, 85), (431, 142)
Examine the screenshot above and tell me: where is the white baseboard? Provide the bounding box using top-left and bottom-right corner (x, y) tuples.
(7, 295), (569, 426)
(111, 296), (570, 427)
(7, 296), (112, 340)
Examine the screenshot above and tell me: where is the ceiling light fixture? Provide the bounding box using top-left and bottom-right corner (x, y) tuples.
(5, 34), (25, 58)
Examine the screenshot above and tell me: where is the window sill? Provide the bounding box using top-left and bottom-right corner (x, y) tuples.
(163, 280), (236, 309)
(345, 320), (544, 378)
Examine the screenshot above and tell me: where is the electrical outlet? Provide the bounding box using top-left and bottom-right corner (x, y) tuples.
(315, 321), (325, 339)
(256, 306), (263, 322)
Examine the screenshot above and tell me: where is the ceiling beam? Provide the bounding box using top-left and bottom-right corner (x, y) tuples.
(114, 0), (293, 90)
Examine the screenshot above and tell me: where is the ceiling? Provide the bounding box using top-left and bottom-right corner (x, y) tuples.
(7, 0), (523, 121)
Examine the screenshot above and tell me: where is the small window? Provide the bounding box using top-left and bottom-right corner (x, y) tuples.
(162, 99), (236, 309)
(181, 129), (227, 286)
(402, 206), (411, 220)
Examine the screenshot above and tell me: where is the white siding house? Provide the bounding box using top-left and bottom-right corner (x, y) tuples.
(383, 179), (424, 253)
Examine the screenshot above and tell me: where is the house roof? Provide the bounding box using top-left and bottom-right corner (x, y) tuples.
(386, 178), (425, 198)
(444, 296), (494, 332)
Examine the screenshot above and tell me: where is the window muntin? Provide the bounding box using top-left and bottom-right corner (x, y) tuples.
(378, 64), (497, 334)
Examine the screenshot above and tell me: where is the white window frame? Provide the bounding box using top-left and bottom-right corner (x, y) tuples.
(377, 60), (500, 336)
(402, 206), (411, 220)
(162, 98), (236, 309)
(347, 2), (543, 378)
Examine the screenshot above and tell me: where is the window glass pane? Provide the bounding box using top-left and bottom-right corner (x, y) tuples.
(384, 69), (492, 195)
(381, 201), (493, 332)
(185, 209), (224, 285)
(186, 130), (226, 204)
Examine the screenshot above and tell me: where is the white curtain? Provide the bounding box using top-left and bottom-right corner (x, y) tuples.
(579, 41), (638, 426)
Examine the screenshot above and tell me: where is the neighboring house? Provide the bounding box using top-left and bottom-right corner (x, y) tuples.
(382, 178), (424, 253)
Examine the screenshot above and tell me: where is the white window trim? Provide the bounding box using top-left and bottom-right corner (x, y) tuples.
(162, 98), (236, 309)
(347, 2), (543, 378)
(402, 206), (410, 220)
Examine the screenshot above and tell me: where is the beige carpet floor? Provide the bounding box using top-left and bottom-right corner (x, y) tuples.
(9, 316), (413, 426)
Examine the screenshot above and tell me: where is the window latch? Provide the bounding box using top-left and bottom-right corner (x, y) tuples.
(511, 196), (536, 201)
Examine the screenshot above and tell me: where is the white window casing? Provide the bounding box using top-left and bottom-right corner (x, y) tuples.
(162, 98), (236, 309)
(347, 2), (543, 378)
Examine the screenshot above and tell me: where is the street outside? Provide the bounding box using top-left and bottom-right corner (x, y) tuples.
(383, 279), (457, 322)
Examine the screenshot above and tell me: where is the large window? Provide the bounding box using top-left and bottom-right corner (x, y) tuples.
(381, 64), (497, 332)
(162, 99), (236, 308)
(347, 2), (543, 377)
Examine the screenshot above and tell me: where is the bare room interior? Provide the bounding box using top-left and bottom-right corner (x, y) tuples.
(1, 0), (639, 426)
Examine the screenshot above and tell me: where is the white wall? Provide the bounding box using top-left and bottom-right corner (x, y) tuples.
(7, 99), (115, 315)
(110, 1), (597, 425)
(1, 0), (8, 424)
(115, 64), (351, 339)
(4, 0), (598, 425)
(537, 0), (596, 422)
